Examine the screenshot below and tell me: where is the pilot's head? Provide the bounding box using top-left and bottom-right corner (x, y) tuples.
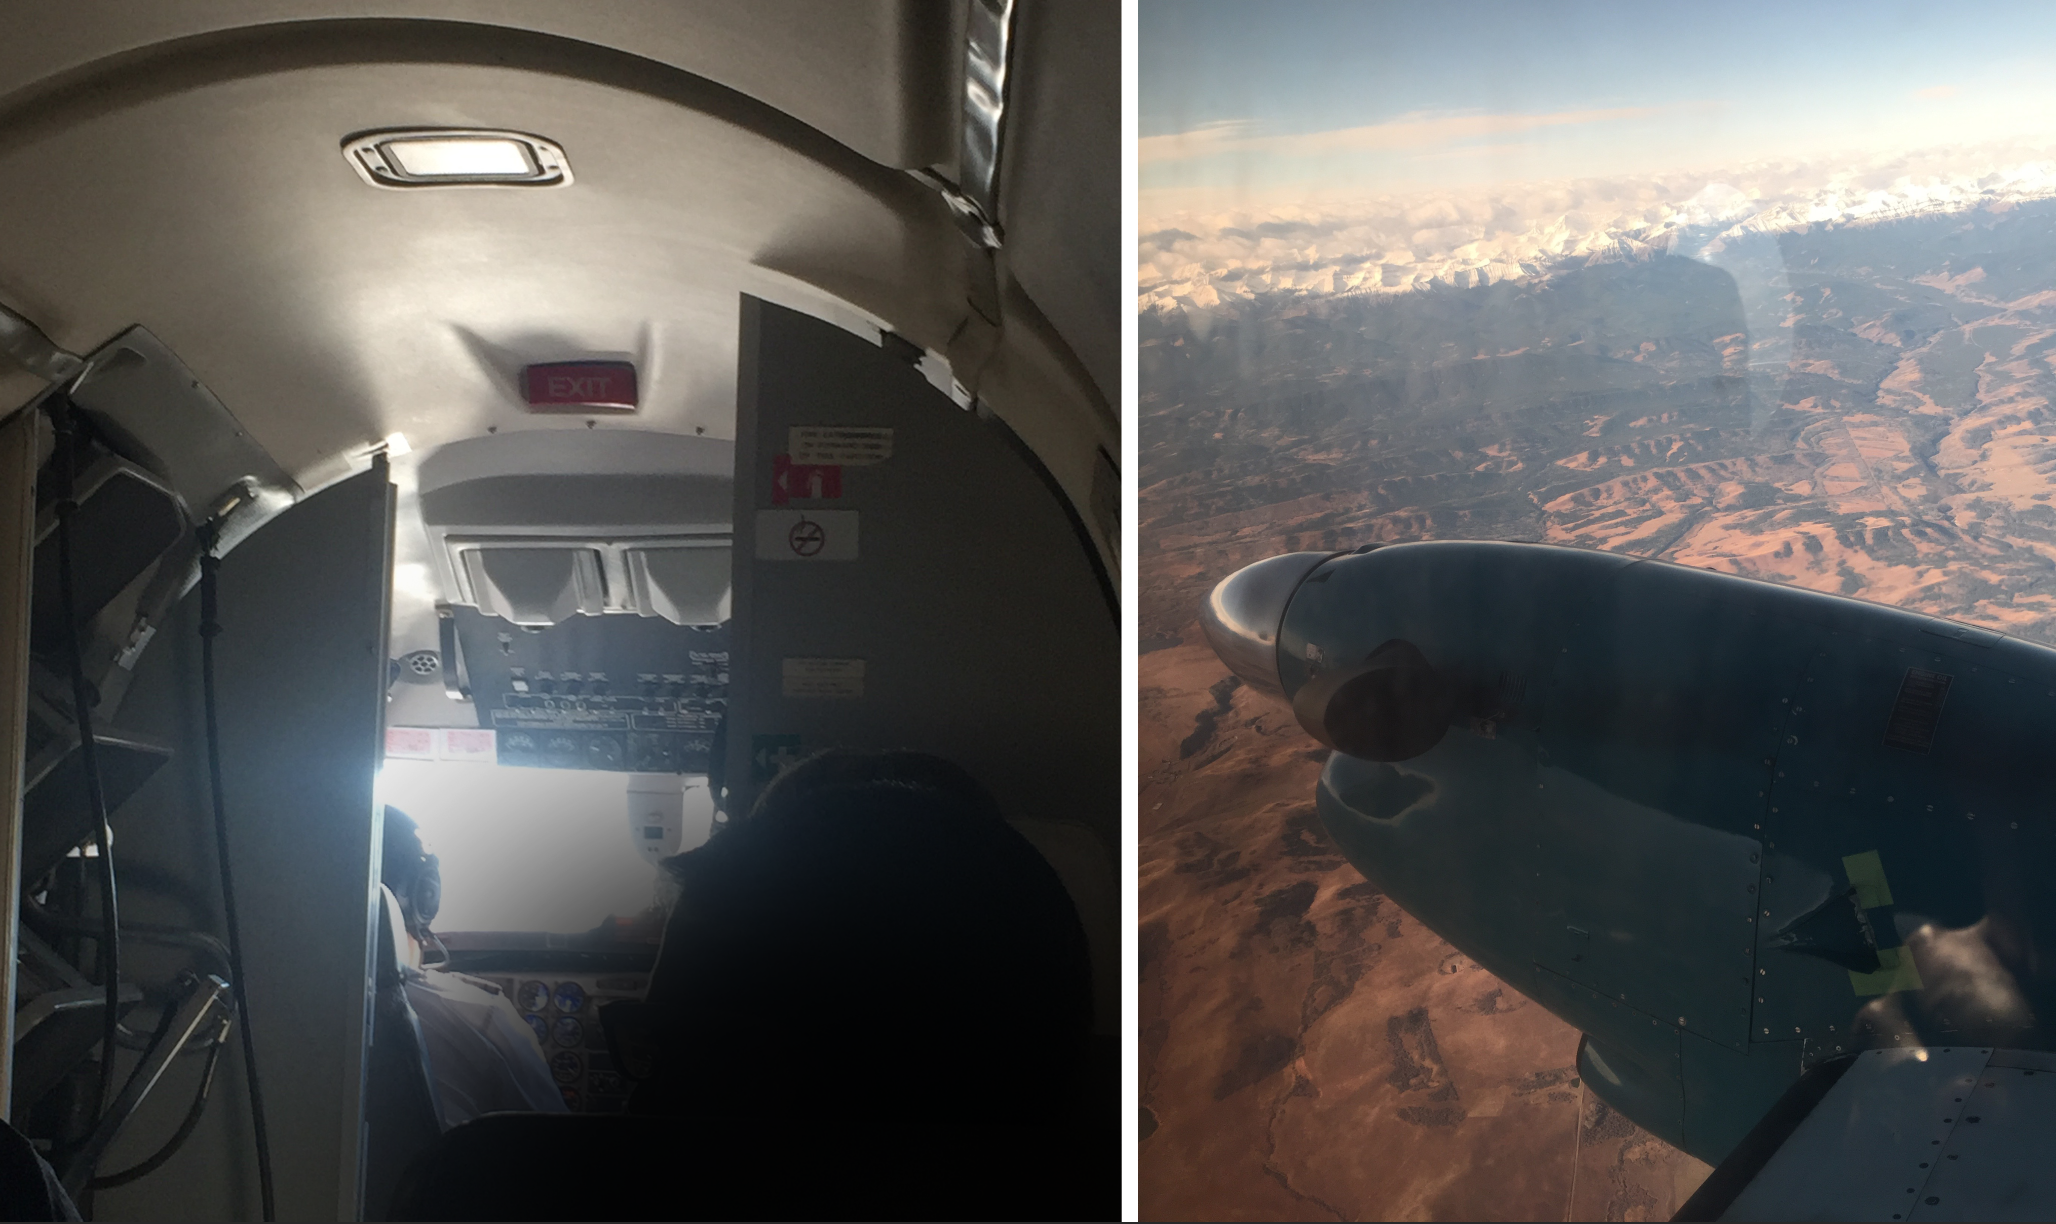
(380, 805), (441, 940)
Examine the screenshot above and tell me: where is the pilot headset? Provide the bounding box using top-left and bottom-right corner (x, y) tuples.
(409, 848), (442, 933)
(382, 806), (442, 935)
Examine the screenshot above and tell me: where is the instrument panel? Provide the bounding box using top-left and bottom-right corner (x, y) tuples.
(451, 607), (730, 774)
(485, 970), (646, 1113)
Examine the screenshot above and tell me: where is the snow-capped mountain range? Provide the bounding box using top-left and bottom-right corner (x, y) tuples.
(1139, 143), (2056, 317)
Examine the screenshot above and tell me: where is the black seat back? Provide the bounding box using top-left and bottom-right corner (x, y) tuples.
(635, 750), (1094, 1118)
(390, 1111), (1109, 1222)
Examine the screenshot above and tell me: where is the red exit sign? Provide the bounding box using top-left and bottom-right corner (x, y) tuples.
(522, 361), (638, 411)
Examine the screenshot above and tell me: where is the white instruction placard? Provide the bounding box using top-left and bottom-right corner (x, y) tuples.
(791, 426), (893, 465)
(755, 509), (859, 561)
(441, 729), (497, 762)
(782, 657), (866, 698)
(385, 727), (435, 760)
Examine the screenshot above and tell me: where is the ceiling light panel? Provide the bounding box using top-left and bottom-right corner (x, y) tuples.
(386, 138), (531, 178)
(343, 129), (571, 188)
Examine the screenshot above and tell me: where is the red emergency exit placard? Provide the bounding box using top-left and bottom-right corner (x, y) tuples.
(522, 361), (638, 411)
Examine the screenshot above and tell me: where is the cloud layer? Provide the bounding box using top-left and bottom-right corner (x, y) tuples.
(1136, 107), (1659, 165)
(1138, 143), (2056, 318)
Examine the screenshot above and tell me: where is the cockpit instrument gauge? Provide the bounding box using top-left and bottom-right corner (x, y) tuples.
(524, 1014), (549, 1046)
(553, 1016), (583, 1048)
(517, 980), (550, 1013)
(552, 980), (587, 1014)
(551, 1050), (583, 1086)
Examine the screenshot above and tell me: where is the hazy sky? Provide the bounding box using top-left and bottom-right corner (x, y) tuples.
(1141, 1), (2056, 208)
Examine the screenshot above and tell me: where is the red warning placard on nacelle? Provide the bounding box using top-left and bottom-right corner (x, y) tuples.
(522, 361), (638, 411)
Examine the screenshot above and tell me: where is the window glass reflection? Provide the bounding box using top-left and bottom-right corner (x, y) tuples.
(1139, 2), (2056, 1217)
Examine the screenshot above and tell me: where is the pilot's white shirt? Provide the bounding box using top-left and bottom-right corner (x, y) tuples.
(402, 967), (569, 1129)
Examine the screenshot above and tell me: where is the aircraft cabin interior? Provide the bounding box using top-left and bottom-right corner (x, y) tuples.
(0, 4), (1117, 1220)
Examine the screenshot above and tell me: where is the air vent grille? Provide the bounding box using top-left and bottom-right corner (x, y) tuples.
(1883, 667), (1952, 753)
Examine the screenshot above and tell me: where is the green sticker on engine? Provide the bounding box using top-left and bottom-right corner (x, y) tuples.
(1849, 946), (1924, 996)
(1843, 849), (1895, 909)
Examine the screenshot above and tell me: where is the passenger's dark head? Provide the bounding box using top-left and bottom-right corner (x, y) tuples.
(380, 805), (441, 938)
(636, 750), (1092, 1119)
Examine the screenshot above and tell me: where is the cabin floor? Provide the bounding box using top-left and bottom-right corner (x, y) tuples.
(1138, 635), (1713, 1221)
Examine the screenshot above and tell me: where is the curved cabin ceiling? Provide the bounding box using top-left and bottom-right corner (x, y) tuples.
(0, 2), (1115, 547)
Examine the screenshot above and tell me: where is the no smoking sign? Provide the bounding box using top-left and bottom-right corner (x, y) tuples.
(788, 518), (825, 556)
(755, 509), (859, 561)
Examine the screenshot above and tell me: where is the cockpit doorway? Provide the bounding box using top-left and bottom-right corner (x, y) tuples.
(353, 293), (1117, 1218)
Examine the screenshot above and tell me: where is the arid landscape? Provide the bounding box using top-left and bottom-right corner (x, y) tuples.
(1139, 643), (1712, 1219)
(1139, 198), (2056, 1218)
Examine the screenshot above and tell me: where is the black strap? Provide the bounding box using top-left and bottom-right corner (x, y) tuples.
(196, 521), (276, 1221)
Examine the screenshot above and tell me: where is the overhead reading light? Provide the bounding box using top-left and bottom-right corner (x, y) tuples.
(342, 129), (572, 188)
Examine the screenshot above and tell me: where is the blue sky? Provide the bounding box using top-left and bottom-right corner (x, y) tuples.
(1141, 1), (2056, 203)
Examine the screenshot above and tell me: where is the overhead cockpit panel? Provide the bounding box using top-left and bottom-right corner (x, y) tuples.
(417, 428), (733, 630)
